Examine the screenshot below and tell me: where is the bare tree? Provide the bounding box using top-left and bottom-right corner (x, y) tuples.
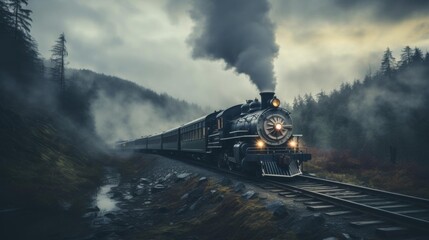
(50, 33), (68, 92)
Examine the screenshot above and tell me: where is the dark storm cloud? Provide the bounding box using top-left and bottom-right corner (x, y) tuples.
(187, 0), (279, 91)
(334, 0), (429, 21)
(271, 0), (429, 23)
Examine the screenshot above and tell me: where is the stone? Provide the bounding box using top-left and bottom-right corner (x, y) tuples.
(175, 173), (192, 181)
(92, 216), (112, 225)
(82, 211), (98, 219)
(86, 206), (100, 212)
(139, 178), (152, 184)
(152, 184), (166, 192)
(189, 197), (203, 211)
(164, 173), (173, 180)
(266, 200), (289, 219)
(258, 194), (268, 200)
(180, 193), (189, 201)
(112, 191), (123, 199)
(199, 177), (208, 183)
(133, 189), (144, 196)
(341, 233), (352, 240)
(233, 182), (246, 193)
(104, 213), (116, 219)
(242, 190), (258, 200)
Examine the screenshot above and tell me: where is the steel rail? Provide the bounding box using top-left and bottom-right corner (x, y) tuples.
(267, 179), (429, 232)
(297, 175), (429, 206)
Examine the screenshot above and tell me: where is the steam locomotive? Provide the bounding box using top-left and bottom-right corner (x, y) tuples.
(117, 92), (311, 177)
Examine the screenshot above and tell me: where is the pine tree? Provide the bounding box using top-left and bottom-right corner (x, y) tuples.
(0, 1), (12, 27)
(50, 33), (68, 92)
(412, 47), (424, 63)
(399, 46), (412, 68)
(1, 0), (41, 82)
(7, 0), (32, 39)
(380, 48), (396, 76)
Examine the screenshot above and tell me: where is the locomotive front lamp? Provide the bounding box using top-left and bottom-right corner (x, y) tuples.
(271, 97), (280, 108)
(288, 140), (297, 148)
(256, 140), (265, 148)
(275, 123), (282, 131)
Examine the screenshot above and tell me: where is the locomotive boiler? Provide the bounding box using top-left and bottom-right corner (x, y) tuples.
(117, 92), (311, 177)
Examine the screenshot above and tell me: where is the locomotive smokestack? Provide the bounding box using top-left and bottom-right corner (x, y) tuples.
(260, 92), (275, 109)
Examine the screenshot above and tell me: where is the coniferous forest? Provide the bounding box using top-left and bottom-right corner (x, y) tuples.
(292, 47), (429, 164)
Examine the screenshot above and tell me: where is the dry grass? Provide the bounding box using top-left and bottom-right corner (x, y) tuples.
(138, 178), (287, 240)
(0, 108), (102, 209)
(305, 148), (429, 198)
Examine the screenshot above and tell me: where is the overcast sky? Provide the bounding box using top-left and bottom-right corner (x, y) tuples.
(28, 0), (429, 109)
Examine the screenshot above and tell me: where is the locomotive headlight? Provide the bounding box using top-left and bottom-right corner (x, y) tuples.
(275, 123), (282, 131)
(271, 97), (280, 108)
(256, 140), (265, 148)
(288, 140), (297, 148)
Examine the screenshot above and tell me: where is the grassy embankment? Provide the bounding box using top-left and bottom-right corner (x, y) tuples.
(304, 149), (429, 198)
(0, 106), (102, 209)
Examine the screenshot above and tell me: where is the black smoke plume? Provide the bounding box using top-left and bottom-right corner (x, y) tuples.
(188, 0), (279, 91)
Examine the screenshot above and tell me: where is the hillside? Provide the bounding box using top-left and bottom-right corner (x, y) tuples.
(0, 104), (102, 209)
(293, 47), (429, 164)
(66, 69), (206, 143)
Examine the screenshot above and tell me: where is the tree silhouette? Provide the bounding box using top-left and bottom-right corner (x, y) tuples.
(0, 1), (12, 28)
(50, 33), (68, 92)
(380, 47), (396, 76)
(7, 0), (32, 39)
(412, 47), (424, 64)
(0, 0), (41, 85)
(399, 46), (412, 68)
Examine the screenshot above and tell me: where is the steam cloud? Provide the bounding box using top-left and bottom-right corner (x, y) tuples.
(188, 0), (279, 91)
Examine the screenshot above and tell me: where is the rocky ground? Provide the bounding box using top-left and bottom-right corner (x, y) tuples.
(1, 153), (396, 239)
(71, 153), (386, 240)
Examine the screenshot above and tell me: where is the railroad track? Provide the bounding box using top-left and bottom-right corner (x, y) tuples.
(155, 154), (429, 238)
(261, 175), (429, 238)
